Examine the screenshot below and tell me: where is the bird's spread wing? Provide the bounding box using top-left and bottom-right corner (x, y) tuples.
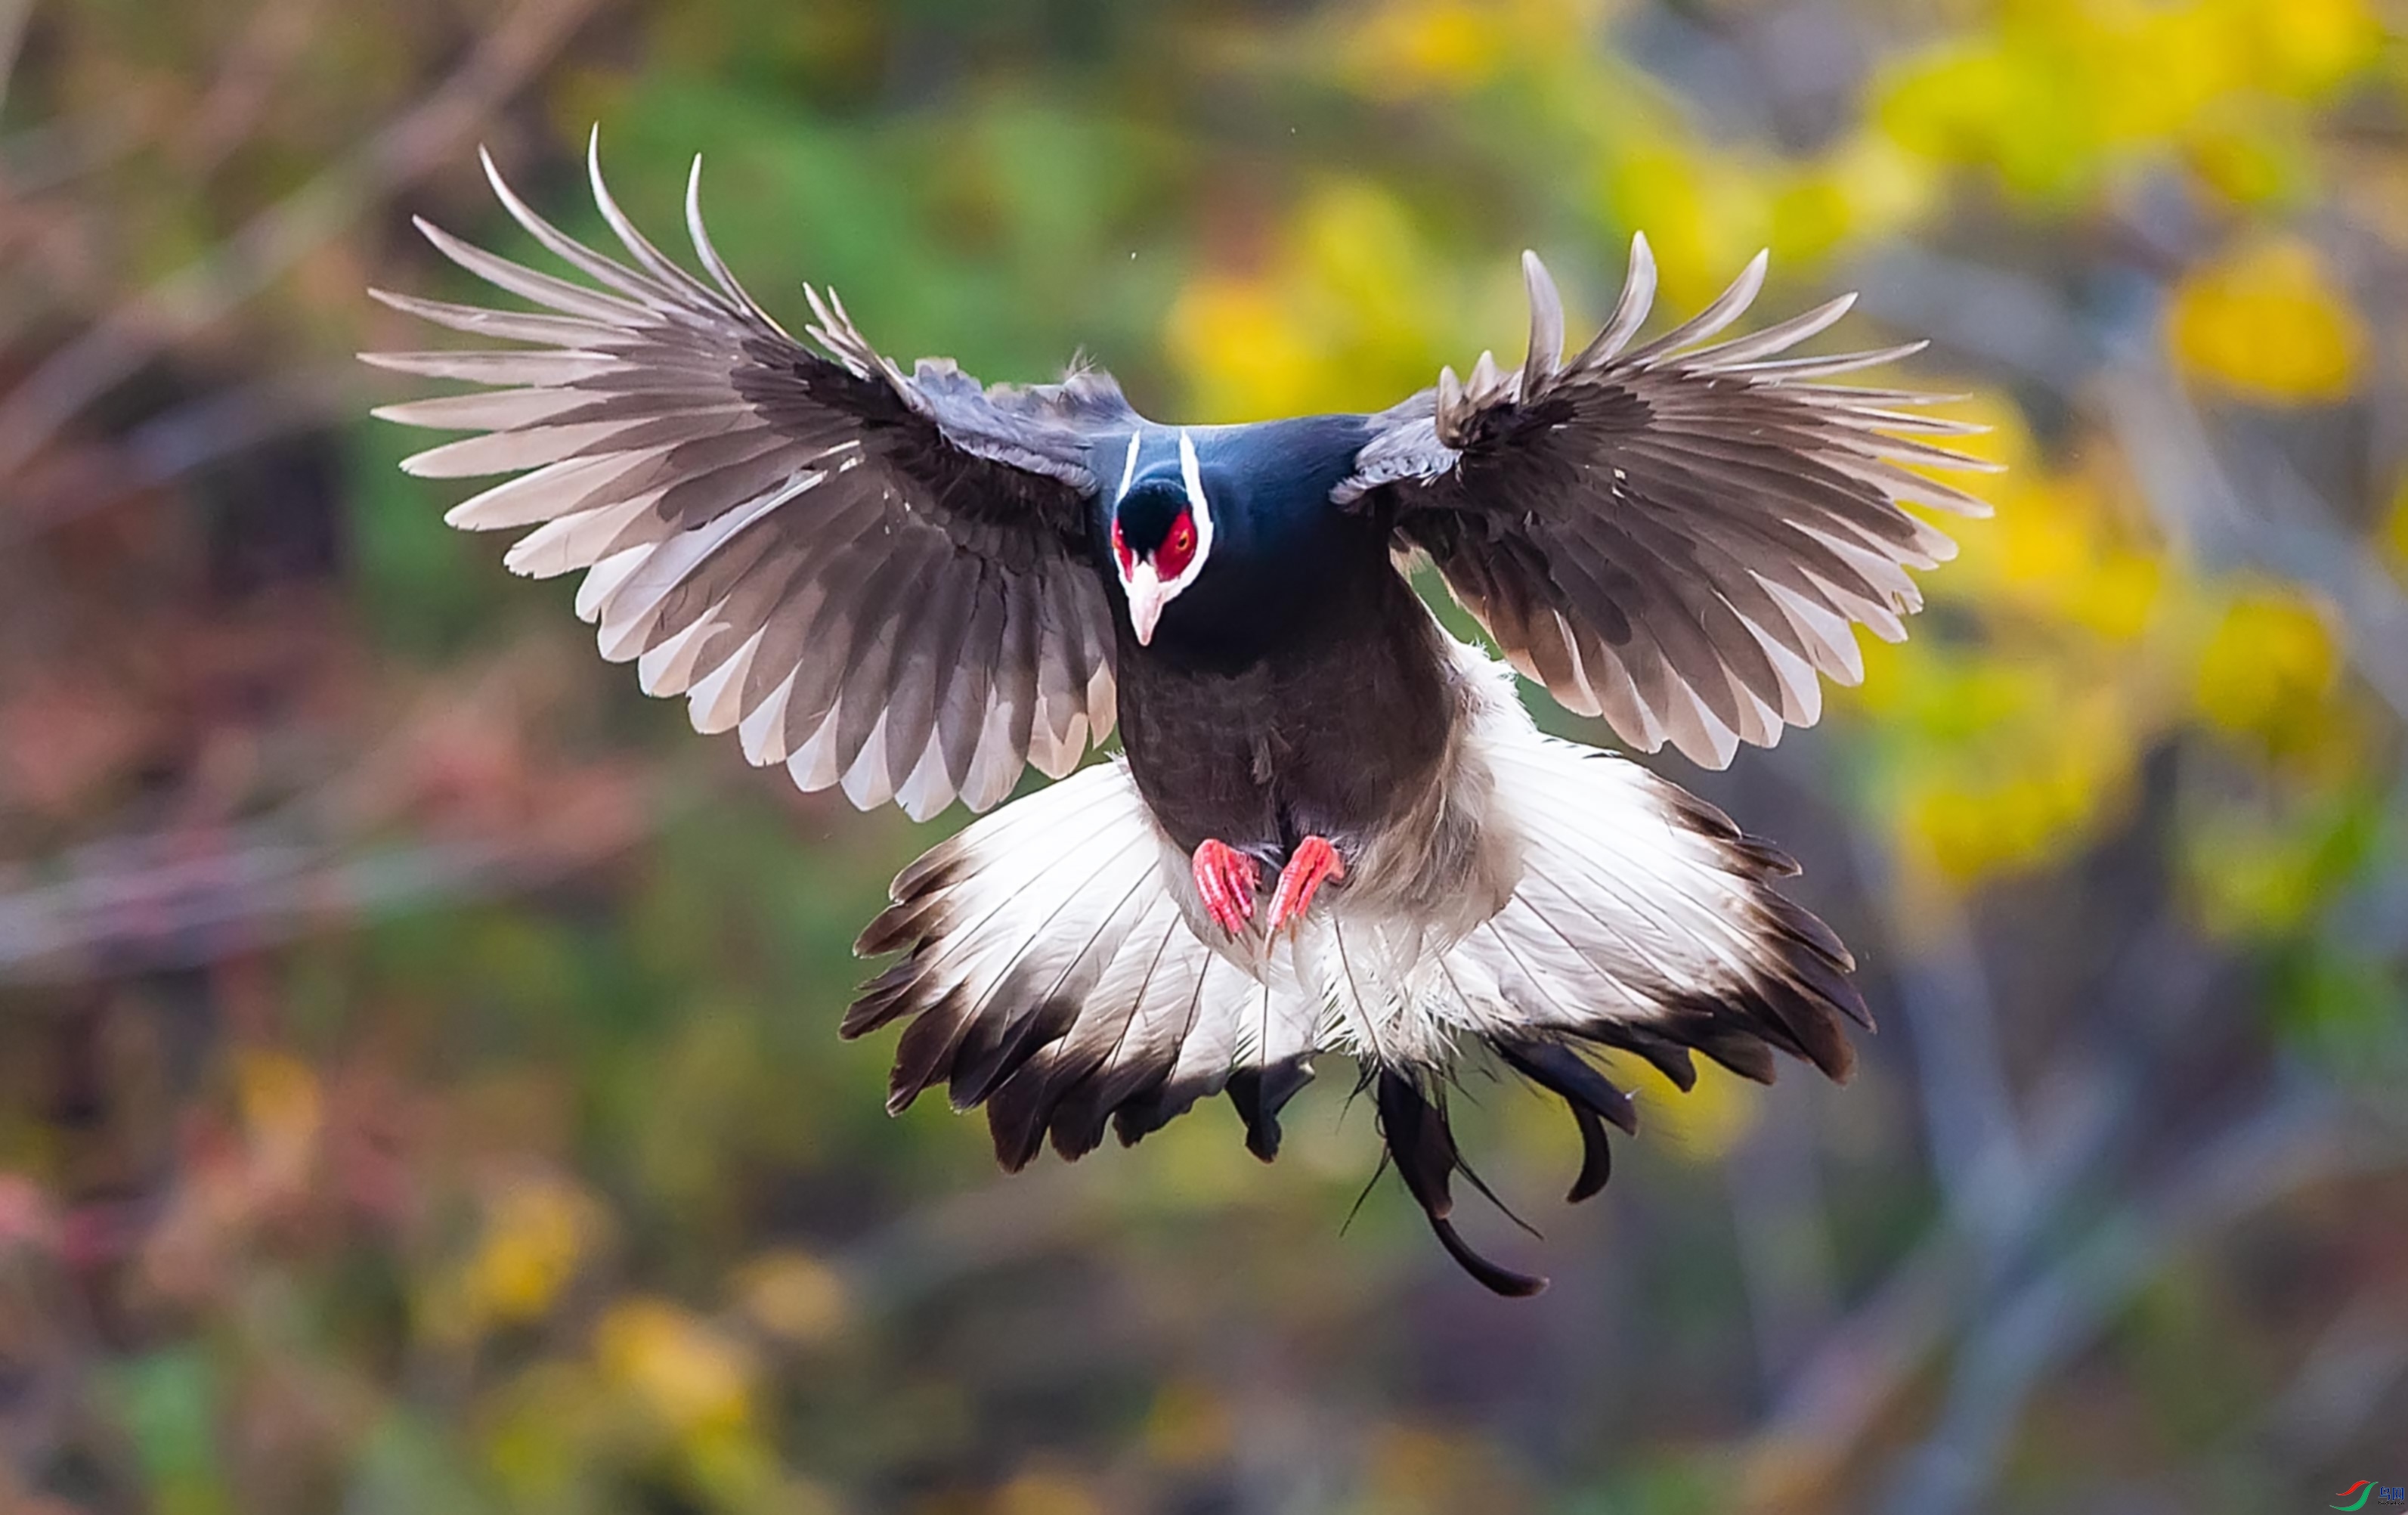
(367, 135), (1132, 819)
(1339, 237), (1996, 767)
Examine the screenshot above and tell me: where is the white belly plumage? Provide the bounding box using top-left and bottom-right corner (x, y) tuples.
(848, 635), (1861, 1194)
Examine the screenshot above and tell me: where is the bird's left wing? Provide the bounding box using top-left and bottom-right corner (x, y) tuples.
(367, 138), (1133, 819)
(1338, 237), (1995, 767)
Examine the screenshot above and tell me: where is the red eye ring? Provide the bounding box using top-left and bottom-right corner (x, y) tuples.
(1153, 509), (1199, 579)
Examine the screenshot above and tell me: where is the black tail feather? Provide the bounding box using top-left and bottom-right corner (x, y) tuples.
(1373, 1068), (1549, 1297)
(1431, 1214), (1548, 1297)
(1493, 1039), (1635, 1204)
(1229, 1057), (1316, 1161)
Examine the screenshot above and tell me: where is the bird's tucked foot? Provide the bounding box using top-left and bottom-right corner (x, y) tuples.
(1191, 839), (1262, 936)
(1267, 835), (1347, 934)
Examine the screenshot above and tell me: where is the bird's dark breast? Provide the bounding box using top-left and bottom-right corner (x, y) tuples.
(1115, 549), (1453, 863)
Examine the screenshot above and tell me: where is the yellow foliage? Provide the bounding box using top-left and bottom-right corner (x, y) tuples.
(2187, 811), (2329, 938)
(1144, 1380), (1235, 1470)
(2168, 237), (2364, 404)
(421, 1173), (602, 1345)
(1359, 1421), (1531, 1513)
(2192, 586), (2341, 742)
(2243, 0), (2387, 96)
(463, 1175), (599, 1330)
(1877, 36), (2097, 199)
(1787, 132), (1942, 259)
(595, 1297), (758, 1439)
(1168, 135), (1939, 430)
(1979, 457), (2162, 641)
(1615, 1054), (1759, 1160)
(231, 1049), (321, 1185)
(484, 1360), (615, 1504)
(1338, 0), (1610, 100)
(1853, 627), (2144, 885)
(1294, 181), (1438, 345)
(1341, 0), (1506, 96)
(1165, 274), (1332, 425)
(732, 1250), (850, 1348)
(1605, 144), (1775, 305)
(2181, 779), (2376, 943)
(1902, 719), (2127, 883)
(1825, 395), (2196, 888)
(2183, 104), (2315, 207)
(2382, 474), (2408, 583)
(992, 1465), (1107, 1515)
(1165, 179), (1457, 422)
(1877, 0), (2382, 200)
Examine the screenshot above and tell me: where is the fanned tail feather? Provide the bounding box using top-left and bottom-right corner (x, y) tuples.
(850, 641), (1870, 1297)
(850, 758), (1326, 1170)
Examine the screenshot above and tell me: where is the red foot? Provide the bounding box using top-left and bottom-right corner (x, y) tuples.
(1191, 840), (1261, 936)
(1267, 835), (1346, 934)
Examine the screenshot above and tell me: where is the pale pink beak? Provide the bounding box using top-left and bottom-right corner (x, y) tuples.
(1126, 561), (1175, 646)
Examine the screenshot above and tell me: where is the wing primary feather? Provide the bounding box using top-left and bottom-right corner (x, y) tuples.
(1684, 291), (1856, 370)
(1520, 250), (1565, 394)
(366, 287), (621, 347)
(477, 146), (678, 313)
(683, 156), (793, 338)
(1623, 248), (1769, 367)
(585, 128), (735, 311)
(410, 216), (643, 325)
(1571, 231), (1658, 370)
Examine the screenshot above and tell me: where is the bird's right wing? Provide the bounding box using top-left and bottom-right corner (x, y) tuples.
(367, 136), (1132, 819)
(1339, 237), (1995, 768)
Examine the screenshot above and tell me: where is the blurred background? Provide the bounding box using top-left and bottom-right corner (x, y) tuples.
(0, 0), (2403, 1511)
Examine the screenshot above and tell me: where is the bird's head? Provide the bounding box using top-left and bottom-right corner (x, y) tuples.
(1110, 431), (1216, 646)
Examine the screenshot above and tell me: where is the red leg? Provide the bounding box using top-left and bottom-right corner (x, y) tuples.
(1267, 835), (1347, 934)
(1190, 839), (1261, 936)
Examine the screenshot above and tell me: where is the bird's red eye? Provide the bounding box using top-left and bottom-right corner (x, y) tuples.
(1155, 511), (1199, 578)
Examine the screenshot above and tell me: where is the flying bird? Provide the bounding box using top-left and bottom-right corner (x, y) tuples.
(367, 135), (1993, 1294)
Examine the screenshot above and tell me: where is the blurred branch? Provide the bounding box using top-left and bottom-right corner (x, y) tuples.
(182, 0), (331, 177)
(0, 113), (146, 198)
(0, 810), (643, 984)
(1877, 1082), (2355, 1515)
(0, 0), (29, 122)
(0, 361), (367, 544)
(2259, 1281), (2408, 1470)
(0, 0), (600, 484)
(1740, 888), (2230, 1505)
(2106, 350), (2408, 723)
(1727, 1073), (1840, 1388)
(1849, 243), (2098, 391)
(1877, 243), (2408, 723)
(1857, 838), (2032, 1256)
(838, 1162), (1092, 1312)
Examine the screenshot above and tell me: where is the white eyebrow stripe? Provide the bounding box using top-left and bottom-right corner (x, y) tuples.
(1178, 430), (1205, 513)
(1116, 429), (1143, 502)
(1176, 429), (1214, 578)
